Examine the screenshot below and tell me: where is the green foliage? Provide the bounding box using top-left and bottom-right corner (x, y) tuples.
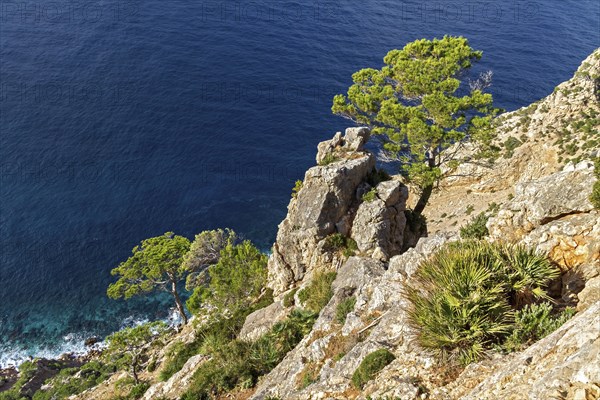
(404, 240), (561, 365)
(351, 349), (395, 389)
(183, 229), (238, 290)
(0, 361), (39, 400)
(323, 233), (358, 257)
(186, 240), (268, 315)
(333, 36), (498, 207)
(335, 296), (357, 324)
(465, 204), (475, 215)
(106, 322), (167, 383)
(31, 361), (114, 400)
(362, 188), (378, 202)
(181, 309), (317, 399)
(108, 233), (190, 300)
(283, 288), (298, 308)
(298, 363), (319, 389)
(107, 232), (191, 323)
(591, 158), (600, 209)
(366, 168), (391, 187)
(292, 180), (304, 198)
(297, 271), (337, 314)
(459, 212), (489, 239)
(487, 202), (500, 214)
(318, 153), (340, 166)
(159, 299), (272, 381)
(501, 303), (575, 353)
(324, 233), (346, 250)
(109, 381), (151, 400)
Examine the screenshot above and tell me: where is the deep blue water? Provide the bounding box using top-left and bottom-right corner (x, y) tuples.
(0, 0), (598, 366)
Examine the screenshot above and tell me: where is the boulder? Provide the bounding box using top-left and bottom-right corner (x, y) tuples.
(488, 161), (597, 242)
(456, 302), (600, 400)
(142, 355), (207, 400)
(267, 128), (409, 294)
(239, 301), (289, 342)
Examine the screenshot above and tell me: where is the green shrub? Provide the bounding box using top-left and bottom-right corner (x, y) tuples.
(404, 240), (560, 365)
(297, 271), (337, 314)
(186, 240), (268, 315)
(459, 212), (489, 239)
(291, 180), (303, 198)
(591, 158), (600, 209)
(351, 349), (395, 389)
(298, 362), (319, 389)
(362, 188), (378, 202)
(324, 233), (358, 257)
(109, 381), (151, 400)
(31, 361), (114, 400)
(343, 238), (359, 257)
(503, 136), (523, 158)
(366, 168), (391, 186)
(181, 309), (317, 399)
(487, 202), (500, 214)
(318, 154), (340, 166)
(335, 297), (356, 324)
(160, 306), (254, 381)
(0, 361), (39, 400)
(501, 303), (575, 353)
(283, 288), (298, 308)
(465, 204), (475, 215)
(324, 233), (346, 251)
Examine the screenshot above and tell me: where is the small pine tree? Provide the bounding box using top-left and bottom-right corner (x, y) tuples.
(107, 232), (191, 324)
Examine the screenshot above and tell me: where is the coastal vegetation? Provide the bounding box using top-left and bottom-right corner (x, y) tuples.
(333, 36), (500, 215)
(186, 240), (268, 316)
(3, 42), (597, 400)
(107, 232), (191, 324)
(104, 322), (167, 384)
(591, 157), (600, 208)
(351, 349), (395, 389)
(297, 271), (337, 314)
(404, 240), (570, 366)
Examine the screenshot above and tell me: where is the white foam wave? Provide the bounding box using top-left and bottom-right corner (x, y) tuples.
(0, 308), (183, 369)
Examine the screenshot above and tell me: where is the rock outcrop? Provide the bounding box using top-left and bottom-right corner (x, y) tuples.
(441, 302), (600, 400)
(487, 160), (600, 305)
(252, 235), (453, 400)
(435, 49), (599, 198)
(251, 49), (600, 400)
(487, 161), (597, 243)
(267, 127), (409, 295)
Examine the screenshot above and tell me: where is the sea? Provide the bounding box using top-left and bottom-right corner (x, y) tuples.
(0, 0), (598, 367)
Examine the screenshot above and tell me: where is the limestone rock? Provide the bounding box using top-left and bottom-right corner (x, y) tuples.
(141, 355), (207, 400)
(488, 161), (597, 242)
(239, 301), (289, 342)
(316, 127), (370, 164)
(521, 212), (600, 269)
(267, 128), (409, 294)
(456, 302), (600, 400)
(577, 275), (600, 311)
(267, 149), (375, 294)
(388, 233), (456, 278)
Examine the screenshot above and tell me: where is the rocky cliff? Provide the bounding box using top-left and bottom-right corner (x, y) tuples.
(248, 48), (600, 400)
(54, 48), (600, 400)
(267, 127), (410, 295)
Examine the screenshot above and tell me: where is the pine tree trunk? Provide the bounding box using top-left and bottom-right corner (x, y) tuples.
(413, 183), (433, 216)
(131, 355), (139, 384)
(413, 154), (437, 216)
(171, 280), (188, 324)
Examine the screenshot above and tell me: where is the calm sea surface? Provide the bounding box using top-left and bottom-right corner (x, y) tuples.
(0, 0), (598, 366)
